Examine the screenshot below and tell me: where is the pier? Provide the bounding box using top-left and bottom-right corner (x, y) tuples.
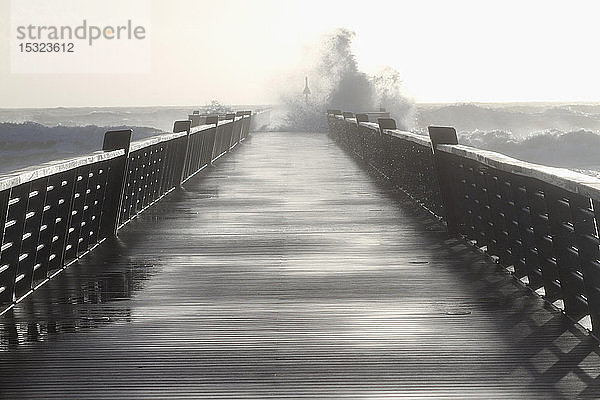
(1, 110), (600, 398)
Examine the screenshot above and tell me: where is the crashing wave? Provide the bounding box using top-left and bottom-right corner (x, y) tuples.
(276, 29), (415, 132)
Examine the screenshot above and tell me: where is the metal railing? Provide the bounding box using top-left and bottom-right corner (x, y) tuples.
(0, 111), (253, 314)
(327, 110), (443, 217)
(328, 110), (600, 337)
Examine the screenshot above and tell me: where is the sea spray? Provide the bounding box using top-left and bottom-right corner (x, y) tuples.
(371, 66), (415, 130)
(276, 28), (414, 132)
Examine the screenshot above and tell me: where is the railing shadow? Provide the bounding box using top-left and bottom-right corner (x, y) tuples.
(0, 237), (159, 350)
(330, 129), (600, 398)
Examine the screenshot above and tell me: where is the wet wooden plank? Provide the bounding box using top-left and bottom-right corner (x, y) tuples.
(0, 132), (598, 399)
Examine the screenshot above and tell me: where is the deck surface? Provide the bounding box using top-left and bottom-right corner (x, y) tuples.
(1, 132), (600, 399)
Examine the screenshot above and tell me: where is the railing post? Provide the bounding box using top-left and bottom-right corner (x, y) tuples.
(225, 113), (236, 151)
(205, 115), (219, 165)
(377, 118), (396, 135)
(173, 120), (192, 187)
(100, 129), (132, 237)
(188, 111), (201, 128)
(242, 111), (252, 138)
(428, 126), (459, 234)
(327, 110), (342, 141)
(235, 111), (244, 144)
(374, 118), (396, 166)
(355, 114), (369, 123)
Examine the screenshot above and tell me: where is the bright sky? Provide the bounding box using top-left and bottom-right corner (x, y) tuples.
(1, 0), (600, 107)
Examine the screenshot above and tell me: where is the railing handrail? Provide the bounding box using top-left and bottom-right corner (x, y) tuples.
(130, 131), (188, 152)
(358, 122), (379, 131)
(436, 143), (600, 201)
(0, 115), (254, 190)
(189, 112), (254, 128)
(0, 149), (125, 192)
(0, 109), (254, 315)
(356, 120), (433, 147)
(385, 129), (432, 147)
(330, 110), (600, 201)
(342, 116), (432, 147)
(131, 117), (246, 152)
(190, 124), (214, 134)
(328, 109), (600, 336)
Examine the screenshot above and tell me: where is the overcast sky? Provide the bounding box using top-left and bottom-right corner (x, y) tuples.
(1, 0), (600, 107)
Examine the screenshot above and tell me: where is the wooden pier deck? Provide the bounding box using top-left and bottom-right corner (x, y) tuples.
(1, 132), (599, 399)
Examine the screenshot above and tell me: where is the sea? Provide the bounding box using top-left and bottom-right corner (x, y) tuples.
(1, 103), (600, 178)
(414, 102), (600, 178)
(0, 106), (250, 174)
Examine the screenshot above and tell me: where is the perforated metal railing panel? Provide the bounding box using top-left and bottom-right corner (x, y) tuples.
(0, 132), (598, 399)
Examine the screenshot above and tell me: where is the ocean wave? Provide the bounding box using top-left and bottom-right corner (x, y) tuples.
(458, 128), (600, 169)
(0, 122), (165, 174)
(0, 106), (201, 132)
(416, 103), (600, 136)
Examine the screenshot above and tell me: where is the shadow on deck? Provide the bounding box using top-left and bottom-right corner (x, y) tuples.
(1, 132), (600, 399)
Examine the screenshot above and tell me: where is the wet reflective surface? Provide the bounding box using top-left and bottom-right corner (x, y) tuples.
(0, 239), (159, 350)
(1, 132), (600, 399)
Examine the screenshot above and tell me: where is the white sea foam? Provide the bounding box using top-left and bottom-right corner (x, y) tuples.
(276, 29), (414, 132)
(414, 103), (600, 174)
(457, 128), (600, 169)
